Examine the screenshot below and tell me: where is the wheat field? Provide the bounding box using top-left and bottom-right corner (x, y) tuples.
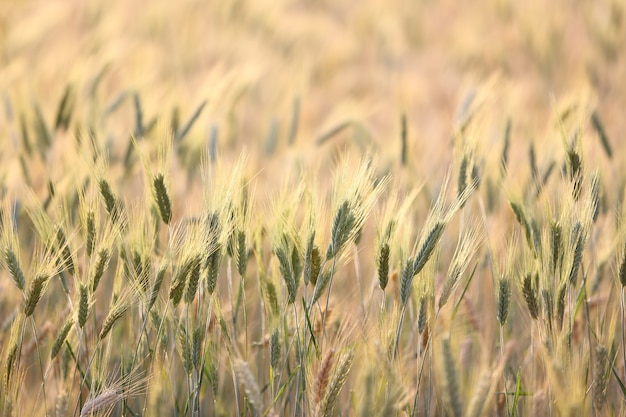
(1, 0), (626, 416)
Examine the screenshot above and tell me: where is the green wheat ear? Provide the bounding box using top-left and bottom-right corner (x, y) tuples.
(1, 208), (27, 291)
(89, 248), (110, 292)
(177, 325), (192, 373)
(275, 243), (296, 304)
(77, 282), (90, 328)
(326, 200), (356, 260)
(556, 282), (567, 330)
(50, 319), (73, 359)
(376, 242), (390, 291)
(99, 178), (117, 215)
(99, 178), (125, 225)
(399, 258), (415, 307)
(204, 211), (222, 295)
(2, 248), (26, 291)
(270, 328), (281, 370)
(497, 276), (510, 325)
(55, 224), (75, 276)
(99, 297), (129, 340)
(568, 222), (584, 286)
(265, 280), (280, 317)
(310, 246), (321, 286)
(521, 273), (539, 320)
(24, 274), (49, 317)
(417, 296), (428, 334)
(311, 270), (332, 306)
(236, 229), (247, 277)
(85, 210), (96, 258)
(191, 325), (203, 369)
(148, 261), (167, 311)
(4, 319), (22, 387)
(169, 261), (189, 306)
(550, 220), (562, 274)
(414, 224), (445, 276)
(152, 173), (172, 225)
(184, 255), (202, 304)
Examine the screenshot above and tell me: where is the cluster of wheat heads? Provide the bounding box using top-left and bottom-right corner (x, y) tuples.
(1, 80), (626, 417)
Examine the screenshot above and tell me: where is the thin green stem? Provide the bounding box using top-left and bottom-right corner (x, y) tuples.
(320, 256), (337, 349)
(394, 304), (407, 359)
(185, 305), (193, 416)
(621, 289), (626, 384)
(500, 325), (511, 416)
(292, 303), (304, 417)
(353, 245), (366, 321)
(30, 317), (48, 416)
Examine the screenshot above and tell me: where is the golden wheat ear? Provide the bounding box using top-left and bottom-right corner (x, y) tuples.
(234, 359), (263, 414)
(438, 221), (482, 311)
(79, 369), (147, 417)
(316, 349), (354, 417)
(312, 348), (335, 406)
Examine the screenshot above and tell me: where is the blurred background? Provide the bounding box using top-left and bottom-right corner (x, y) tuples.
(1, 0), (624, 184)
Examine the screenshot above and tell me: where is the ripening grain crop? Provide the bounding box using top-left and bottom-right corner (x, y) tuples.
(1, 0), (626, 416)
